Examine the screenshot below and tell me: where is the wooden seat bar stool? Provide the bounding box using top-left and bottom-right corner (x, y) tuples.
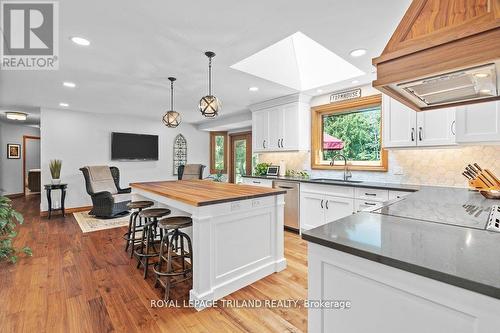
(124, 200), (154, 257)
(134, 208), (171, 278)
(153, 216), (193, 300)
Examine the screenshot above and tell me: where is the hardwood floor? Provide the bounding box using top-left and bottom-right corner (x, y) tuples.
(0, 195), (308, 333)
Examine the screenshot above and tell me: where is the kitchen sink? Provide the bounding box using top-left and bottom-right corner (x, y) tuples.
(310, 178), (364, 184)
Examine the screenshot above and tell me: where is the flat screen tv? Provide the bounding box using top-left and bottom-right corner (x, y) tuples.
(111, 132), (159, 161)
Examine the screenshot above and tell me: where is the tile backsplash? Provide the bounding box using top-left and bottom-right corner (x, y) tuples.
(257, 145), (500, 188)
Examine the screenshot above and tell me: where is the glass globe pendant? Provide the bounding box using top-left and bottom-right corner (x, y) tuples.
(163, 77), (181, 128)
(199, 51), (221, 118)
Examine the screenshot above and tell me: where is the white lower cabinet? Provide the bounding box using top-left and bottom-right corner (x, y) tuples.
(324, 195), (355, 224)
(300, 192), (327, 230)
(300, 184), (394, 230)
(308, 243), (500, 333)
(240, 177), (273, 187)
(354, 199), (379, 212)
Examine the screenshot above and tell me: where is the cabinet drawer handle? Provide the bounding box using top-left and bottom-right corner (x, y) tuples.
(253, 181), (261, 184)
(325, 200), (329, 209)
(411, 128), (415, 141)
(451, 120), (456, 135)
(320, 199), (324, 209)
(364, 202), (377, 206)
(263, 140), (266, 149)
(278, 139), (281, 148)
(280, 138), (284, 148)
(278, 186), (294, 189)
(364, 192), (377, 196)
(418, 126), (423, 141)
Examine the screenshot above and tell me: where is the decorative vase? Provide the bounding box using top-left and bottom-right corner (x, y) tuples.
(51, 178), (61, 185)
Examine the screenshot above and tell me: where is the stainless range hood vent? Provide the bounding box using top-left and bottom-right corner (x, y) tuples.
(396, 63), (498, 107)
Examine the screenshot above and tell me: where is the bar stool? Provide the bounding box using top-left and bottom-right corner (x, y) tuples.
(134, 208), (171, 278)
(153, 216), (193, 300)
(123, 200), (154, 257)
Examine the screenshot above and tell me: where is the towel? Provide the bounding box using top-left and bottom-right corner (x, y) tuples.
(86, 166), (118, 194)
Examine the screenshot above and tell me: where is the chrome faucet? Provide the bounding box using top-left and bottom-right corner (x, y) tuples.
(330, 153), (352, 181)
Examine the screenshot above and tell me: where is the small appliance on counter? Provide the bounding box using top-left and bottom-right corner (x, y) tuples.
(462, 163), (500, 199)
(486, 205), (500, 233)
(266, 165), (280, 178)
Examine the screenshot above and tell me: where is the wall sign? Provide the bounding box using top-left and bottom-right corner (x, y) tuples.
(330, 88), (362, 103)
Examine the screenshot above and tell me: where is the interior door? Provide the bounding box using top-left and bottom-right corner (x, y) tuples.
(229, 133), (252, 183)
(417, 107), (456, 146)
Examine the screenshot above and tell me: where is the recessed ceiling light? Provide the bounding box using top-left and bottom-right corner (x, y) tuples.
(59, 103), (69, 107)
(349, 48), (367, 57)
(474, 73), (489, 78)
(351, 80), (359, 84)
(479, 89), (491, 94)
(249, 86), (259, 92)
(316, 89), (323, 93)
(70, 36), (90, 46)
(6, 112), (27, 121)
(63, 81), (76, 88)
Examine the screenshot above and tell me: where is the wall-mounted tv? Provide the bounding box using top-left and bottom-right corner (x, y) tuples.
(111, 132), (159, 161)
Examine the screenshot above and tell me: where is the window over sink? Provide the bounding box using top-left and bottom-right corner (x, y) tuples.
(311, 94), (387, 171)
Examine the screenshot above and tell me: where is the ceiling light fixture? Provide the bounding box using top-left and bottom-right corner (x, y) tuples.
(351, 80), (359, 84)
(249, 86), (259, 92)
(349, 48), (367, 57)
(316, 89), (323, 93)
(63, 81), (76, 88)
(199, 51), (221, 118)
(480, 89), (492, 94)
(163, 77), (181, 128)
(6, 112), (27, 121)
(70, 36), (90, 46)
(59, 102), (69, 107)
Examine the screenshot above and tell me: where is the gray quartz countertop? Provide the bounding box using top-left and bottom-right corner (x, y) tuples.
(301, 186), (500, 299)
(242, 175), (419, 192)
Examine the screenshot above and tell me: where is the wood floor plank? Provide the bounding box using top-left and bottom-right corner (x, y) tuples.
(1, 195), (308, 333)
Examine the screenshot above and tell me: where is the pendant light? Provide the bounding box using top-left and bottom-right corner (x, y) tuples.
(199, 51), (221, 118)
(163, 77), (181, 128)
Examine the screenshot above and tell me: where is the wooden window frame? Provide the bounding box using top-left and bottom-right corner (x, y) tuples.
(209, 131), (228, 174)
(311, 94), (388, 172)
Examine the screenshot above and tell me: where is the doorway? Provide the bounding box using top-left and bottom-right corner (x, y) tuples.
(229, 132), (252, 183)
(23, 135), (41, 196)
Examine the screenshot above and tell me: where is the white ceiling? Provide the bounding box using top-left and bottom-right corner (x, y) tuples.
(0, 0), (411, 124)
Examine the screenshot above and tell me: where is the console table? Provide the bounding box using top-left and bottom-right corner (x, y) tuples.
(44, 184), (67, 219)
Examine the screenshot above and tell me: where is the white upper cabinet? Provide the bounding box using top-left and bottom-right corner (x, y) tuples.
(456, 101), (500, 143)
(416, 107), (456, 146)
(250, 94), (311, 152)
(383, 95), (456, 148)
(383, 95), (417, 147)
(252, 110), (269, 152)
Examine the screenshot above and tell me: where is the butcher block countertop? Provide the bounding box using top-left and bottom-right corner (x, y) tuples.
(130, 180), (286, 207)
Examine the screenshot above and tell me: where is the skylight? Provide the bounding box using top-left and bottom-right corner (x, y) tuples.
(231, 32), (365, 91)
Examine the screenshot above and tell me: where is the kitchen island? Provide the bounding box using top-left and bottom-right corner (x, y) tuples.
(130, 180), (287, 309)
(302, 186), (500, 333)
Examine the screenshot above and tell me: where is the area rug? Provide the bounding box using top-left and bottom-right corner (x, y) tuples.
(73, 211), (130, 233)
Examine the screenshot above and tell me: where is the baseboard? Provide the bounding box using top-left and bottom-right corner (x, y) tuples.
(4, 193), (24, 199)
(40, 205), (92, 217)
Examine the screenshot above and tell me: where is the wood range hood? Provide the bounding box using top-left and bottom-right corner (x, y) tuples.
(373, 0), (500, 111)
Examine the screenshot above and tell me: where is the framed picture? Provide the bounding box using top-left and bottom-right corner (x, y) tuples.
(7, 144), (21, 159)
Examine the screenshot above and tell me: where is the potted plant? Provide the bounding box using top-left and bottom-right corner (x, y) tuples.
(254, 162), (271, 176)
(0, 196), (32, 263)
(49, 159), (62, 184)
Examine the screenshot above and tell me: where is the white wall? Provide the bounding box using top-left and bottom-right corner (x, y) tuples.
(0, 123), (40, 195)
(40, 108), (210, 211)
